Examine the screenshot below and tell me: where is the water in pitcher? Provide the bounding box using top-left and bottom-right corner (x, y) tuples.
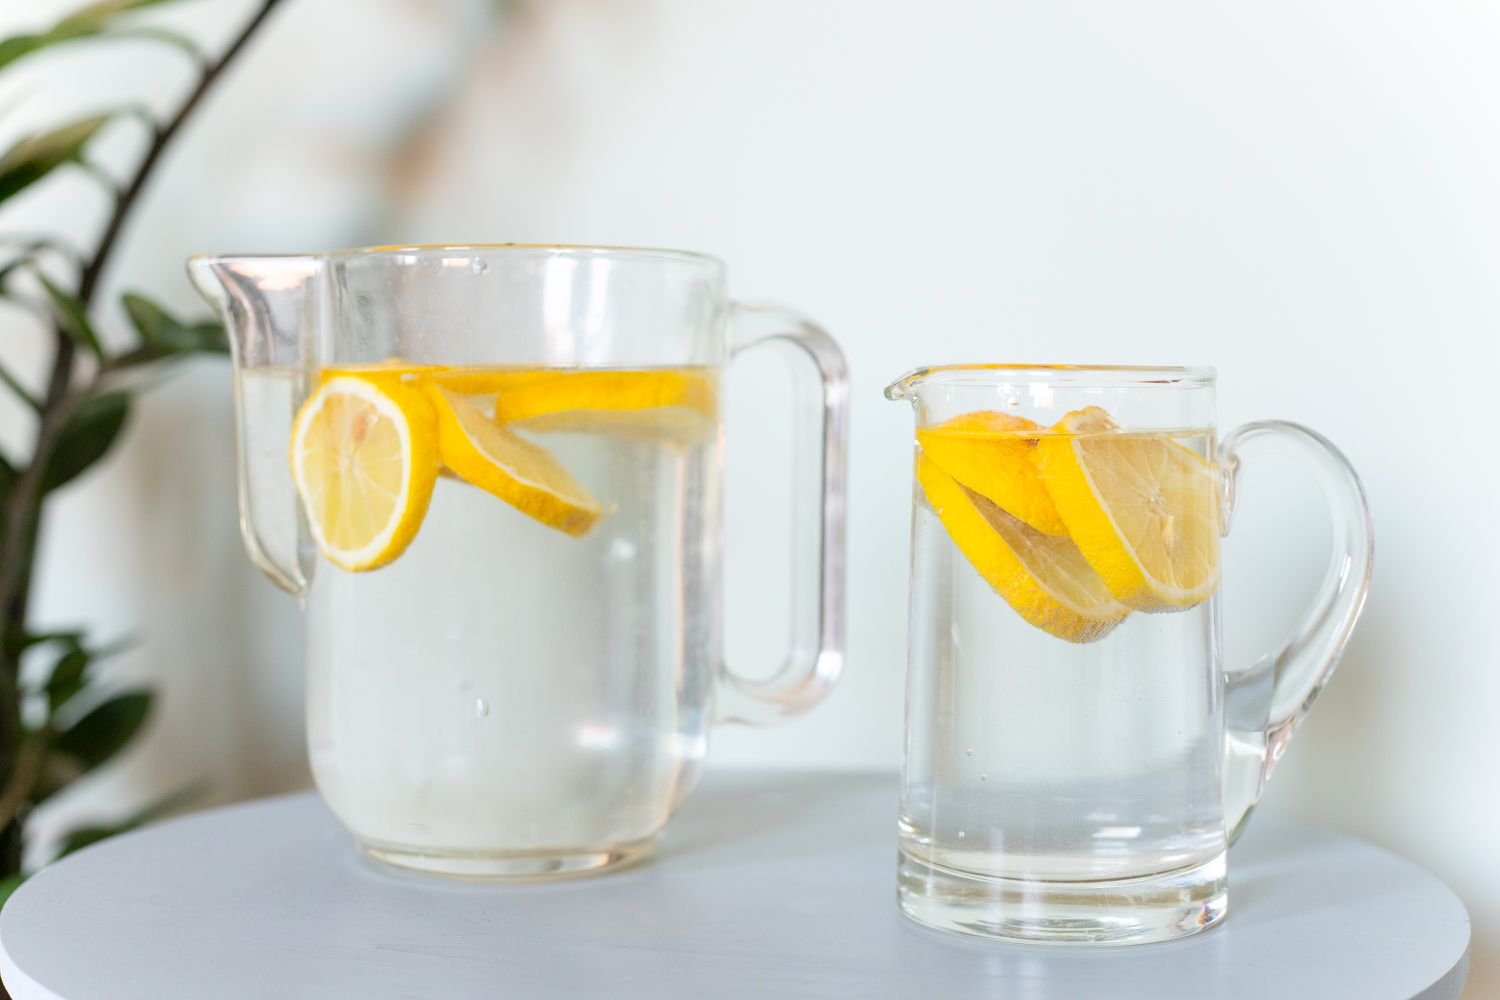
(901, 413), (1225, 889)
(237, 365), (721, 861)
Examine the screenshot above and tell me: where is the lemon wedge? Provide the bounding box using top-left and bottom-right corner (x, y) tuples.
(422, 383), (603, 537)
(1035, 406), (1221, 612)
(917, 411), (1068, 535)
(492, 368), (718, 444)
(290, 375), (439, 572)
(918, 454), (1129, 643)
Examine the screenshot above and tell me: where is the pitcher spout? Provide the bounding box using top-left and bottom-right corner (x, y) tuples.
(187, 254), (325, 369)
(188, 253), (326, 597)
(883, 366), (934, 403)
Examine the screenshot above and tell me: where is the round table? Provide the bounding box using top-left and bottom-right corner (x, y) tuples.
(0, 770), (1470, 999)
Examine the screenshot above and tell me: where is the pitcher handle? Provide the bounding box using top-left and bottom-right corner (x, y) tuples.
(1219, 421), (1373, 842)
(716, 303), (849, 724)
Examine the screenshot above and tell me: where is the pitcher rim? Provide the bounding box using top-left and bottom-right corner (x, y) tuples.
(188, 243), (724, 268)
(884, 363), (1216, 400)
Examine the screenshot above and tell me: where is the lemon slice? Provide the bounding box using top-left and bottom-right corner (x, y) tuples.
(422, 383), (604, 536)
(917, 411), (1068, 535)
(918, 455), (1128, 643)
(1035, 406), (1221, 612)
(290, 375), (439, 571)
(492, 369), (718, 444)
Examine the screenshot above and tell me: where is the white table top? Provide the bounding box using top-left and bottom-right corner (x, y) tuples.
(0, 770), (1471, 999)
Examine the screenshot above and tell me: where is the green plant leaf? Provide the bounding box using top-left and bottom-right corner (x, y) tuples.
(52, 824), (111, 857)
(0, 23), (99, 75)
(0, 35), (77, 76)
(37, 274), (104, 360)
(14, 630), (83, 654)
(7, 627), (80, 667)
(112, 25), (202, 61)
(34, 634), (134, 707)
(0, 358), (40, 412)
(0, 872), (24, 907)
(51, 689), (151, 770)
(45, 646), (90, 714)
(43, 391), (130, 492)
(54, 782), (199, 859)
(121, 292), (226, 358)
(0, 253), (35, 286)
(0, 114), (111, 204)
(0, 0), (185, 74)
(57, 0), (181, 32)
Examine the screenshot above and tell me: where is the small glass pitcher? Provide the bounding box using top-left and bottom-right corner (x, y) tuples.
(885, 364), (1371, 944)
(190, 245), (848, 878)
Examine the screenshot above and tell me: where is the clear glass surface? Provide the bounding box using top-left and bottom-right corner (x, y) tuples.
(886, 364), (1371, 944)
(303, 412), (720, 875)
(191, 246), (847, 878)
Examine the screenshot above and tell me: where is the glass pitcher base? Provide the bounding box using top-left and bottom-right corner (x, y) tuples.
(897, 848), (1227, 945)
(361, 836), (657, 881)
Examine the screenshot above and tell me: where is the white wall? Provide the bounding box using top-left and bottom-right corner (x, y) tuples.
(2, 0), (1494, 992)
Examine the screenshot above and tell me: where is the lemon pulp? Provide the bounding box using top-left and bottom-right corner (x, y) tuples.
(1035, 406), (1221, 612)
(289, 374), (439, 572)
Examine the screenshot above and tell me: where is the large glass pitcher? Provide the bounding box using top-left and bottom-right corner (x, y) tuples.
(190, 245), (847, 878)
(885, 364), (1371, 943)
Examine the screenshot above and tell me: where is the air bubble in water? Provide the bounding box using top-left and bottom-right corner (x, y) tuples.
(957, 830), (966, 839)
(475, 698), (490, 718)
(471, 258), (488, 273)
(965, 748), (974, 757)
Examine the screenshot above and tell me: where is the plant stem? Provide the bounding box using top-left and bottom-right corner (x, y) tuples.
(78, 0), (286, 309)
(0, 729), (50, 831)
(0, 0), (287, 870)
(0, 0), (286, 640)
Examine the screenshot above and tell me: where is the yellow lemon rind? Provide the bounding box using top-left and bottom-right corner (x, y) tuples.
(1035, 410), (1220, 613)
(918, 455), (1128, 644)
(917, 411), (1068, 536)
(494, 368), (717, 419)
(495, 369), (718, 444)
(422, 383), (603, 537)
(289, 375), (439, 572)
